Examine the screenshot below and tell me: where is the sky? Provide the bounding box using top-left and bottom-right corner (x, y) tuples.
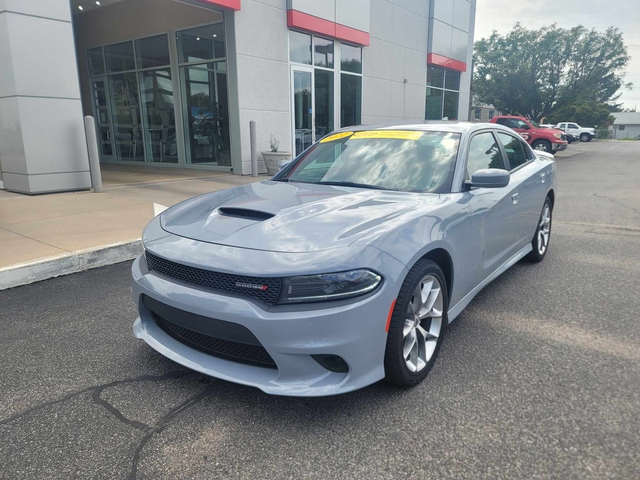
(474, 0), (640, 110)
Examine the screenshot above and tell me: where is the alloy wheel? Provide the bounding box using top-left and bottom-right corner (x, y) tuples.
(402, 275), (443, 373)
(538, 203), (551, 255)
(534, 143), (549, 152)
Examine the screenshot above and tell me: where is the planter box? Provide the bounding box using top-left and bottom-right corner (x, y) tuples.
(262, 151), (293, 175)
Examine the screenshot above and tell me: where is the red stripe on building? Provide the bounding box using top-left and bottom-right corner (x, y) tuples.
(287, 10), (370, 46)
(427, 53), (466, 72)
(197, 0), (241, 11)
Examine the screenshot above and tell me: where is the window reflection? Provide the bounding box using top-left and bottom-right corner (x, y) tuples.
(139, 69), (177, 163)
(286, 132), (461, 193)
(177, 24), (225, 63)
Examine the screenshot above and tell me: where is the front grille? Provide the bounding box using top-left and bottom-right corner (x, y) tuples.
(146, 251), (282, 305)
(154, 314), (277, 368)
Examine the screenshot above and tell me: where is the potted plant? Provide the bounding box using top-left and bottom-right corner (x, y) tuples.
(262, 135), (292, 175)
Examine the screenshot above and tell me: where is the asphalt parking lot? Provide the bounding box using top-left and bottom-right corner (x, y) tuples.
(1, 140), (639, 479)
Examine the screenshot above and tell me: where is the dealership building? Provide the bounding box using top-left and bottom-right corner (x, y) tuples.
(0, 0), (476, 194)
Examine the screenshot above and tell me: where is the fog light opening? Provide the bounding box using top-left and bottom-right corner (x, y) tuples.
(311, 354), (349, 373)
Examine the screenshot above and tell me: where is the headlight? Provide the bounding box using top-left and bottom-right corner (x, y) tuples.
(553, 133), (562, 139)
(278, 269), (382, 304)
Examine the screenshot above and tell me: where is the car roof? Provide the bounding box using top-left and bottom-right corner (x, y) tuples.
(331, 122), (516, 136)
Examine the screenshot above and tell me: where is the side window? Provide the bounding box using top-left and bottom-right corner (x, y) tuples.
(497, 132), (528, 170)
(495, 118), (508, 126)
(466, 132), (505, 179)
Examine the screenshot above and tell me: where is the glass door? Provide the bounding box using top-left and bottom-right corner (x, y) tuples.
(90, 79), (115, 162)
(107, 73), (145, 162)
(291, 66), (313, 156)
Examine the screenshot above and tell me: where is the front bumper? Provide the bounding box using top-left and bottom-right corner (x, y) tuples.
(552, 141), (568, 152)
(132, 247), (406, 396)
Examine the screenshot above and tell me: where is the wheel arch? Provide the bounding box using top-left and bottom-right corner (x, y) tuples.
(419, 248), (454, 301)
(547, 189), (555, 209)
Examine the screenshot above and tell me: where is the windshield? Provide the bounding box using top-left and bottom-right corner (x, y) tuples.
(282, 130), (461, 193)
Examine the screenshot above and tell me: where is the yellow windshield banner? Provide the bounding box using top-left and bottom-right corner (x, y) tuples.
(319, 132), (354, 143)
(351, 130), (424, 141)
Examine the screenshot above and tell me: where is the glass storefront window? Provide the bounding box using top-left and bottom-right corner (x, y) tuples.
(341, 73), (362, 128)
(427, 65), (444, 88)
(426, 66), (460, 120)
(443, 90), (459, 120)
(136, 35), (170, 69)
(445, 70), (460, 91)
(425, 88), (443, 120)
(289, 31), (312, 65)
(105, 41), (136, 73)
(177, 24), (225, 63)
(88, 47), (105, 76)
(108, 73), (144, 161)
(139, 69), (177, 163)
(341, 43), (362, 73)
(314, 37), (334, 68)
(315, 69), (334, 138)
(181, 61), (230, 167)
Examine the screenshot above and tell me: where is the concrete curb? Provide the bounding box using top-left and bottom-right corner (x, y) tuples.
(0, 239), (143, 291)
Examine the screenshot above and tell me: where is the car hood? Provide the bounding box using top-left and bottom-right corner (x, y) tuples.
(160, 181), (444, 253)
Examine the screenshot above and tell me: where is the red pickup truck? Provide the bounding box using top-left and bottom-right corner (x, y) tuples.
(490, 116), (567, 153)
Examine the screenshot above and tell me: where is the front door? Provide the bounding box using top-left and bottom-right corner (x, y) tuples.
(290, 65), (336, 157)
(90, 79), (116, 162)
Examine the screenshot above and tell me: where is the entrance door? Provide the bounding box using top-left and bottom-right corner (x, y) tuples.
(291, 67), (313, 156)
(90, 79), (115, 162)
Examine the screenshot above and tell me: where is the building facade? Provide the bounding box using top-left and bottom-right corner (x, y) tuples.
(610, 112), (640, 139)
(0, 0), (476, 194)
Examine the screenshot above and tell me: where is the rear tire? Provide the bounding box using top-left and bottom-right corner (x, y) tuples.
(526, 197), (553, 263)
(384, 259), (448, 388)
(532, 140), (552, 153)
(580, 133), (592, 142)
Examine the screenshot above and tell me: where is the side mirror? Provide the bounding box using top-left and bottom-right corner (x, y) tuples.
(471, 169), (510, 188)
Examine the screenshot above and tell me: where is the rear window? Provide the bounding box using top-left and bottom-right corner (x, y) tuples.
(497, 132), (529, 169)
(284, 130), (461, 193)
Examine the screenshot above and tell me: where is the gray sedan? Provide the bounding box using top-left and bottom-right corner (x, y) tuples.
(131, 123), (555, 396)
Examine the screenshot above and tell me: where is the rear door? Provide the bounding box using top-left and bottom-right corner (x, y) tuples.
(496, 132), (547, 249)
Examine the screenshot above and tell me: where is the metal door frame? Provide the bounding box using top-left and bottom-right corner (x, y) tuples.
(290, 64), (314, 156)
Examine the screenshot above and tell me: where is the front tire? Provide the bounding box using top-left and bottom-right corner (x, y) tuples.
(384, 259), (448, 388)
(580, 133), (592, 142)
(526, 197), (553, 262)
(532, 140), (552, 153)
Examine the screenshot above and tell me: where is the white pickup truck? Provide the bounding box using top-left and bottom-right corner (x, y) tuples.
(554, 122), (596, 142)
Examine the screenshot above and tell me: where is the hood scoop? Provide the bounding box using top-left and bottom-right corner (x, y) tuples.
(218, 207), (275, 221)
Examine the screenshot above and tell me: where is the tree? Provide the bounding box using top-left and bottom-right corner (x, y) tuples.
(544, 101), (614, 127)
(473, 24), (632, 122)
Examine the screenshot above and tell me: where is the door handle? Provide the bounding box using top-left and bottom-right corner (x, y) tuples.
(107, 129), (112, 140)
(540, 173), (546, 184)
(512, 193), (519, 205)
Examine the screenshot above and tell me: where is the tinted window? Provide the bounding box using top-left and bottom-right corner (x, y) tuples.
(466, 133), (505, 178)
(87, 47), (105, 76)
(445, 70), (460, 90)
(568, 123), (579, 129)
(314, 37), (334, 68)
(497, 133), (528, 169)
(104, 41), (135, 73)
(177, 24), (225, 63)
(340, 74), (361, 127)
(340, 43), (362, 73)
(290, 30), (311, 64)
(135, 35), (170, 68)
(427, 65), (444, 88)
(496, 118), (508, 126)
(286, 131), (461, 193)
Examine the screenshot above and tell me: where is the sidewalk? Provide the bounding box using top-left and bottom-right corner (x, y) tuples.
(0, 165), (264, 271)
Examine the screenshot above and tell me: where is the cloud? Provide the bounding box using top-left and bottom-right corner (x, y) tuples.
(474, 0), (640, 109)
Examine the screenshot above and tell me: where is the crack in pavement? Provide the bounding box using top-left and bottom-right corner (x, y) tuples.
(127, 383), (217, 480)
(0, 370), (190, 427)
(593, 192), (640, 216)
(1, 369), (216, 480)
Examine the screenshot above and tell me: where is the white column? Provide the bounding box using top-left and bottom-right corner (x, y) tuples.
(0, 0), (91, 194)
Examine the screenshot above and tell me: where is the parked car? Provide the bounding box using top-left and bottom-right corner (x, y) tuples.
(540, 124), (578, 143)
(490, 116), (568, 153)
(132, 123), (556, 396)
(554, 122), (596, 142)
